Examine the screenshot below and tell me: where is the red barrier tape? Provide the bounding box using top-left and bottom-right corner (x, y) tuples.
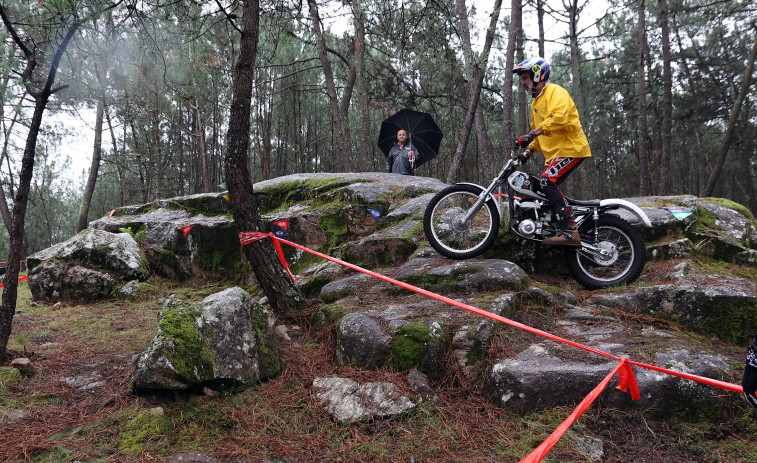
(243, 233), (745, 462)
(521, 359), (629, 463)
(238, 232), (295, 283)
(0, 275), (29, 288)
(270, 235), (742, 392)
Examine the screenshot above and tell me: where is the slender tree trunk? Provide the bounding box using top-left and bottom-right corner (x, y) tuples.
(0, 6), (80, 360)
(566, 0), (584, 115)
(195, 102), (210, 193)
(636, 0), (651, 195)
(537, 0), (545, 58)
(703, 38), (757, 197)
(475, 102), (494, 181)
(659, 0), (673, 194)
(225, 0), (306, 315)
(77, 99), (104, 232)
(351, 1), (372, 171)
(307, 0), (355, 172)
(104, 107), (126, 206)
(446, 0), (502, 183)
(503, 0), (522, 151)
(0, 89), (25, 234)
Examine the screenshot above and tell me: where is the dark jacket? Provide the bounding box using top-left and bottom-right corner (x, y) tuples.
(384, 142), (418, 175)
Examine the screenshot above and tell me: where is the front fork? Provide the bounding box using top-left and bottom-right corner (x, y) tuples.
(460, 164), (509, 224)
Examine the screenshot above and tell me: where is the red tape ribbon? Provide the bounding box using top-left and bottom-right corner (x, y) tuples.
(520, 359), (628, 463)
(239, 232), (294, 283)
(0, 275), (29, 289)
(252, 234), (744, 462)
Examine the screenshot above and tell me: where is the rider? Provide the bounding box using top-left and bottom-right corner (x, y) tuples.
(512, 57), (592, 246)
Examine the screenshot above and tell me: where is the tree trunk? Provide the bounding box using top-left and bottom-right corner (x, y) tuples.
(0, 6), (80, 360)
(566, 0), (584, 115)
(351, 1), (372, 171)
(224, 0), (306, 315)
(537, 0), (545, 58)
(703, 38), (757, 197)
(503, 0), (522, 152)
(104, 107), (126, 207)
(636, 0), (651, 195)
(446, 0), (502, 184)
(475, 101), (494, 181)
(195, 102), (211, 193)
(658, 0), (673, 194)
(0, 88), (25, 235)
(77, 99), (104, 232)
(308, 0), (355, 172)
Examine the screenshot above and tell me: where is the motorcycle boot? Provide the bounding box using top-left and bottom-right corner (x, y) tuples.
(543, 207), (581, 246)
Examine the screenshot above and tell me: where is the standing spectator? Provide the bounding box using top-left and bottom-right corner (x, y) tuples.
(385, 129), (418, 175)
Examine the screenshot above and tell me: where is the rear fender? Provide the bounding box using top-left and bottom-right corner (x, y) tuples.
(599, 199), (653, 227)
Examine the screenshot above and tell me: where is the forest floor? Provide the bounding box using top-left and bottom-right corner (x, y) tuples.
(1, 262), (756, 462)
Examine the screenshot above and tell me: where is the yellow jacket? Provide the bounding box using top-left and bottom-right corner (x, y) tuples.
(528, 82), (591, 164)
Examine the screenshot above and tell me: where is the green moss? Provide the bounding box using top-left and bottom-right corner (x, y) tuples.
(256, 177), (368, 213)
(700, 197), (755, 220)
(310, 304), (347, 331)
(389, 322), (432, 371)
(158, 306), (215, 384)
(704, 298), (757, 345)
(119, 408), (172, 454)
(318, 213), (349, 237)
(693, 206), (719, 230)
(248, 306), (282, 380)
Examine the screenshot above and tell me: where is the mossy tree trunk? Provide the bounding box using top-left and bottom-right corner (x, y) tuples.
(223, 0), (307, 315)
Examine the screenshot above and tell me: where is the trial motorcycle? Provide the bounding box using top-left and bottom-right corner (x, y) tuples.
(423, 147), (653, 289)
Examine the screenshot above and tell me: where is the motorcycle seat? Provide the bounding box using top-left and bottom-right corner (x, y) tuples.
(566, 198), (601, 206)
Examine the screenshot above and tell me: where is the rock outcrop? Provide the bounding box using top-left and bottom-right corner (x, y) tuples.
(27, 173), (757, 417)
(27, 228), (149, 303)
(131, 287), (281, 392)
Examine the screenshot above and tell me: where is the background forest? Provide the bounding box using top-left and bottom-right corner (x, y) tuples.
(0, 0), (755, 261)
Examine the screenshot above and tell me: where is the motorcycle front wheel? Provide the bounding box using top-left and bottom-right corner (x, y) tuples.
(564, 215), (646, 290)
(423, 184), (500, 259)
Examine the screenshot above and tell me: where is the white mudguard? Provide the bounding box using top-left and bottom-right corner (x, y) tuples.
(599, 199), (653, 228)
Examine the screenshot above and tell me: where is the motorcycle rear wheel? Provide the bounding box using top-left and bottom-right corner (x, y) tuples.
(564, 215), (646, 290)
(423, 184), (500, 259)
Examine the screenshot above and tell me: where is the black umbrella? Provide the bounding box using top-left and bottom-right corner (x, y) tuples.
(377, 108), (443, 169)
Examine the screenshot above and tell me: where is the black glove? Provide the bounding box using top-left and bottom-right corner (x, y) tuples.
(518, 149), (533, 163)
(517, 130), (537, 148)
(744, 335), (757, 411)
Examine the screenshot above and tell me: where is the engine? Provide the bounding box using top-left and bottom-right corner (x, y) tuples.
(518, 219), (538, 237)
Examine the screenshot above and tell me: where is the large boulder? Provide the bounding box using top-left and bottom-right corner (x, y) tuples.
(488, 343), (731, 417)
(27, 229), (149, 303)
(586, 277), (757, 344)
(89, 195), (240, 280)
(131, 287), (281, 392)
